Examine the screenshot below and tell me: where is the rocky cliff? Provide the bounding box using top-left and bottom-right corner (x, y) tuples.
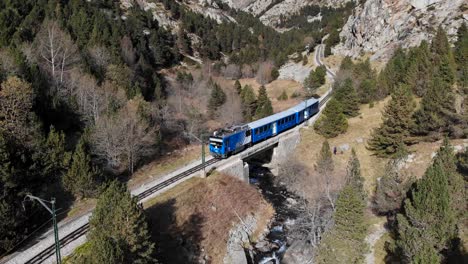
(334, 0), (468, 60)
(219, 0), (352, 27)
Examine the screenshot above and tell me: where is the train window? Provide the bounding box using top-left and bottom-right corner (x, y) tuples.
(246, 130), (251, 137)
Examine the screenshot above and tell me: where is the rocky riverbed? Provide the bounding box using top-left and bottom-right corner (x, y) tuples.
(248, 166), (313, 264)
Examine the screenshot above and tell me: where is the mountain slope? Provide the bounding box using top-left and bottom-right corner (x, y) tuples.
(334, 0), (467, 60)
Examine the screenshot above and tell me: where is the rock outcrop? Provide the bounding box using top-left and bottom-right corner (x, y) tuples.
(334, 0), (467, 61)
(220, 0), (352, 28)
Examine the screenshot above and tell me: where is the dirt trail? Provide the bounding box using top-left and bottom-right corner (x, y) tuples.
(365, 221), (387, 264)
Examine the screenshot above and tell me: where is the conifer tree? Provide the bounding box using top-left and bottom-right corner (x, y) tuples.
(412, 77), (458, 137)
(255, 86), (273, 119)
(431, 26), (456, 87)
(316, 184), (367, 264)
(335, 78), (360, 117)
(432, 138), (465, 217)
(346, 149), (365, 198)
(454, 22), (467, 89)
(316, 140), (334, 175)
(304, 65), (326, 91)
(63, 138), (100, 199)
(208, 83), (226, 117)
(404, 41), (433, 97)
(234, 79), (242, 95)
(240, 85), (256, 121)
(377, 48), (407, 96)
(396, 160), (457, 263)
(314, 98), (348, 138)
(86, 181), (156, 263)
(368, 85), (414, 157)
(340, 56), (354, 71)
(277, 90), (288, 101)
(42, 126), (71, 180)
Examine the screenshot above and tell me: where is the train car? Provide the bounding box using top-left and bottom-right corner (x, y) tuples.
(209, 98), (319, 158)
(209, 125), (251, 158)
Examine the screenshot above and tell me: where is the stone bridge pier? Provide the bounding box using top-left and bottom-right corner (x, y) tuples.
(217, 129), (302, 182)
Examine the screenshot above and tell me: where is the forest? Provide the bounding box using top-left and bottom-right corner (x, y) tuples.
(0, 0), (351, 259)
(0, 0), (466, 262)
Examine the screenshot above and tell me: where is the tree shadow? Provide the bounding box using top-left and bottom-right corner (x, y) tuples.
(146, 198), (205, 264)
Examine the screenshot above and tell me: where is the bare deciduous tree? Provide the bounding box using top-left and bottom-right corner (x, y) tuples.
(120, 36), (136, 66)
(35, 20), (79, 90)
(256, 61), (275, 85)
(222, 64), (242, 80)
(92, 96), (158, 173)
(88, 45), (111, 73)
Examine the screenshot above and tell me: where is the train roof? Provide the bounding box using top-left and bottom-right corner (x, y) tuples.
(247, 98), (318, 129)
(211, 124), (248, 138)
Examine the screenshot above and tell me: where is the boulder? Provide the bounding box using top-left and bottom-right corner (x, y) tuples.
(282, 240), (313, 264)
(339, 144), (350, 152)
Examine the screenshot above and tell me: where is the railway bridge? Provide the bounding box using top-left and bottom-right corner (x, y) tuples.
(2, 44), (333, 264)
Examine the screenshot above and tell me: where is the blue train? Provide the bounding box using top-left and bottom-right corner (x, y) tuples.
(209, 98), (319, 158)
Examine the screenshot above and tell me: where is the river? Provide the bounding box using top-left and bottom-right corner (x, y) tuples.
(248, 166), (308, 264)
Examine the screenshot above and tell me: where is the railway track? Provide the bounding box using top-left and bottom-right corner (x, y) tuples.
(23, 42), (336, 264)
(24, 158), (220, 264)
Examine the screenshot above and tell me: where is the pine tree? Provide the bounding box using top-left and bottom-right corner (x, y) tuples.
(404, 41), (433, 97)
(304, 65), (327, 92)
(346, 149), (365, 198)
(431, 26), (456, 87)
(432, 138), (465, 217)
(316, 184), (368, 264)
(412, 76), (459, 137)
(208, 83), (226, 117)
(335, 78), (360, 117)
(314, 98), (348, 138)
(86, 181), (156, 263)
(377, 48), (407, 96)
(234, 79), (242, 95)
(63, 138), (100, 199)
(396, 159), (457, 263)
(255, 86), (273, 119)
(277, 90), (288, 101)
(240, 85), (257, 121)
(340, 56), (354, 71)
(42, 126), (71, 181)
(316, 140), (334, 175)
(454, 22), (467, 89)
(368, 85), (414, 157)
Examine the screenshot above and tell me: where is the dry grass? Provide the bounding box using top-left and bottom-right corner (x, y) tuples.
(404, 139), (467, 179)
(296, 99), (389, 194)
(322, 54), (345, 71)
(65, 198), (96, 219)
(144, 173), (274, 264)
(128, 145), (201, 189)
(374, 231), (392, 264)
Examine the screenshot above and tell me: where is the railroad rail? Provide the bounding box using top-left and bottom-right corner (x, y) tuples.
(23, 158), (220, 264)
(20, 43), (335, 264)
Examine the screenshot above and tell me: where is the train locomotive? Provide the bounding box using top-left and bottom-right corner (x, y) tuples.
(209, 98), (319, 158)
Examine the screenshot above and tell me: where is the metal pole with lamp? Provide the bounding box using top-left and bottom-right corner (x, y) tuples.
(24, 194), (61, 264)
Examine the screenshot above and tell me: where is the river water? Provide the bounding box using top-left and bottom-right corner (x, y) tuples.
(248, 166), (307, 264)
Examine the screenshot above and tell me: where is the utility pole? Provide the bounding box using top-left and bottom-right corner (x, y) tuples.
(24, 195), (61, 264)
